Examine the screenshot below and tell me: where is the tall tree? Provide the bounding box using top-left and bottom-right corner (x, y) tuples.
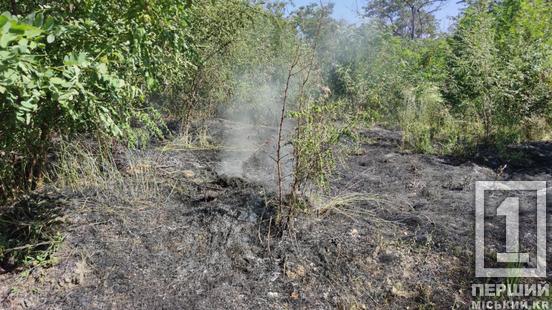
(363, 0), (445, 38)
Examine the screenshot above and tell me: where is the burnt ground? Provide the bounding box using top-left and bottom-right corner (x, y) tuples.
(1, 123), (551, 309)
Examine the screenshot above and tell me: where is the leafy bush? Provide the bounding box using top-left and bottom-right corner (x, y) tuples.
(0, 1), (261, 200)
(0, 12), (139, 198)
(326, 23), (448, 123)
(446, 0), (552, 146)
(398, 84), (462, 154)
(291, 100), (354, 192)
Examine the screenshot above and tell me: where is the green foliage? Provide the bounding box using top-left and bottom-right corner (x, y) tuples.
(0, 0), (261, 200)
(0, 0), (550, 206)
(363, 0), (443, 39)
(329, 0), (551, 154)
(2, 1), (196, 95)
(398, 84), (462, 154)
(446, 0), (552, 146)
(0, 12), (139, 199)
(202, 4), (299, 124)
(328, 24), (448, 123)
(0, 13), (133, 134)
(291, 100), (355, 191)
(160, 0), (261, 121)
(446, 2), (499, 141)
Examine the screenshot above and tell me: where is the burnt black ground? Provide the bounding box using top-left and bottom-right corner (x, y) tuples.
(1, 124), (551, 309)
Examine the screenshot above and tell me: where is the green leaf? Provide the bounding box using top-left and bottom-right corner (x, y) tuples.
(43, 70), (54, 78)
(146, 77), (156, 88)
(17, 38), (29, 53)
(49, 77), (67, 86)
(112, 125), (122, 136)
(23, 12), (36, 25)
(46, 34), (55, 43)
(9, 22), (36, 34)
(18, 38), (28, 46)
(1, 21), (11, 35)
(32, 13), (44, 28)
(4, 69), (18, 83)
(16, 112), (25, 123)
(24, 27), (42, 38)
(0, 32), (18, 48)
(77, 53), (88, 65)
(58, 92), (74, 102)
(0, 16), (8, 28)
(43, 17), (55, 30)
(20, 100), (37, 111)
(96, 63), (107, 73)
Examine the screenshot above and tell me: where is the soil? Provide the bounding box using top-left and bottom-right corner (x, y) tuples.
(1, 122), (551, 309)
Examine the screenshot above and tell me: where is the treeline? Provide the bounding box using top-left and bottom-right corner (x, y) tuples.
(321, 0), (552, 153)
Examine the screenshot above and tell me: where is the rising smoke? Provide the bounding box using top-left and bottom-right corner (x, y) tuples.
(218, 73), (299, 189)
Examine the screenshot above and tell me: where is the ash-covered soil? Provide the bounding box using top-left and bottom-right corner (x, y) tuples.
(1, 123), (551, 309)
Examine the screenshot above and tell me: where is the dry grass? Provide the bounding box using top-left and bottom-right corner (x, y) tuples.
(310, 192), (383, 219)
(521, 115), (552, 141)
(163, 124), (220, 151)
(48, 141), (173, 208)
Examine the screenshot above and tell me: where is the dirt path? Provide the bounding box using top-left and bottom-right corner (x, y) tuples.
(1, 124), (550, 309)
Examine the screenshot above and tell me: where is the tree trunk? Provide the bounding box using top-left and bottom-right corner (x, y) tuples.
(10, 0), (17, 15)
(410, 6), (416, 39)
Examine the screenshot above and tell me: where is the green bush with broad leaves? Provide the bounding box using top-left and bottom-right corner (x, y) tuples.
(0, 12), (140, 198)
(0, 0), (262, 200)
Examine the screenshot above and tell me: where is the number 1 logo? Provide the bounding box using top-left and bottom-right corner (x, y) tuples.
(475, 181), (546, 278)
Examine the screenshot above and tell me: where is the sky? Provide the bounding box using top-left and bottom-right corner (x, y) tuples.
(289, 0), (466, 31)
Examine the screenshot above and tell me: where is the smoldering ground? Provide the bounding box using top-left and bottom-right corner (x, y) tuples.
(218, 72), (299, 191)
(5, 122), (552, 309)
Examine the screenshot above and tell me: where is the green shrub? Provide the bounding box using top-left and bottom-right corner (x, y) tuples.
(291, 99), (355, 192)
(0, 12), (141, 199)
(0, 1), (262, 200)
(398, 84), (462, 154)
(446, 0), (552, 146)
